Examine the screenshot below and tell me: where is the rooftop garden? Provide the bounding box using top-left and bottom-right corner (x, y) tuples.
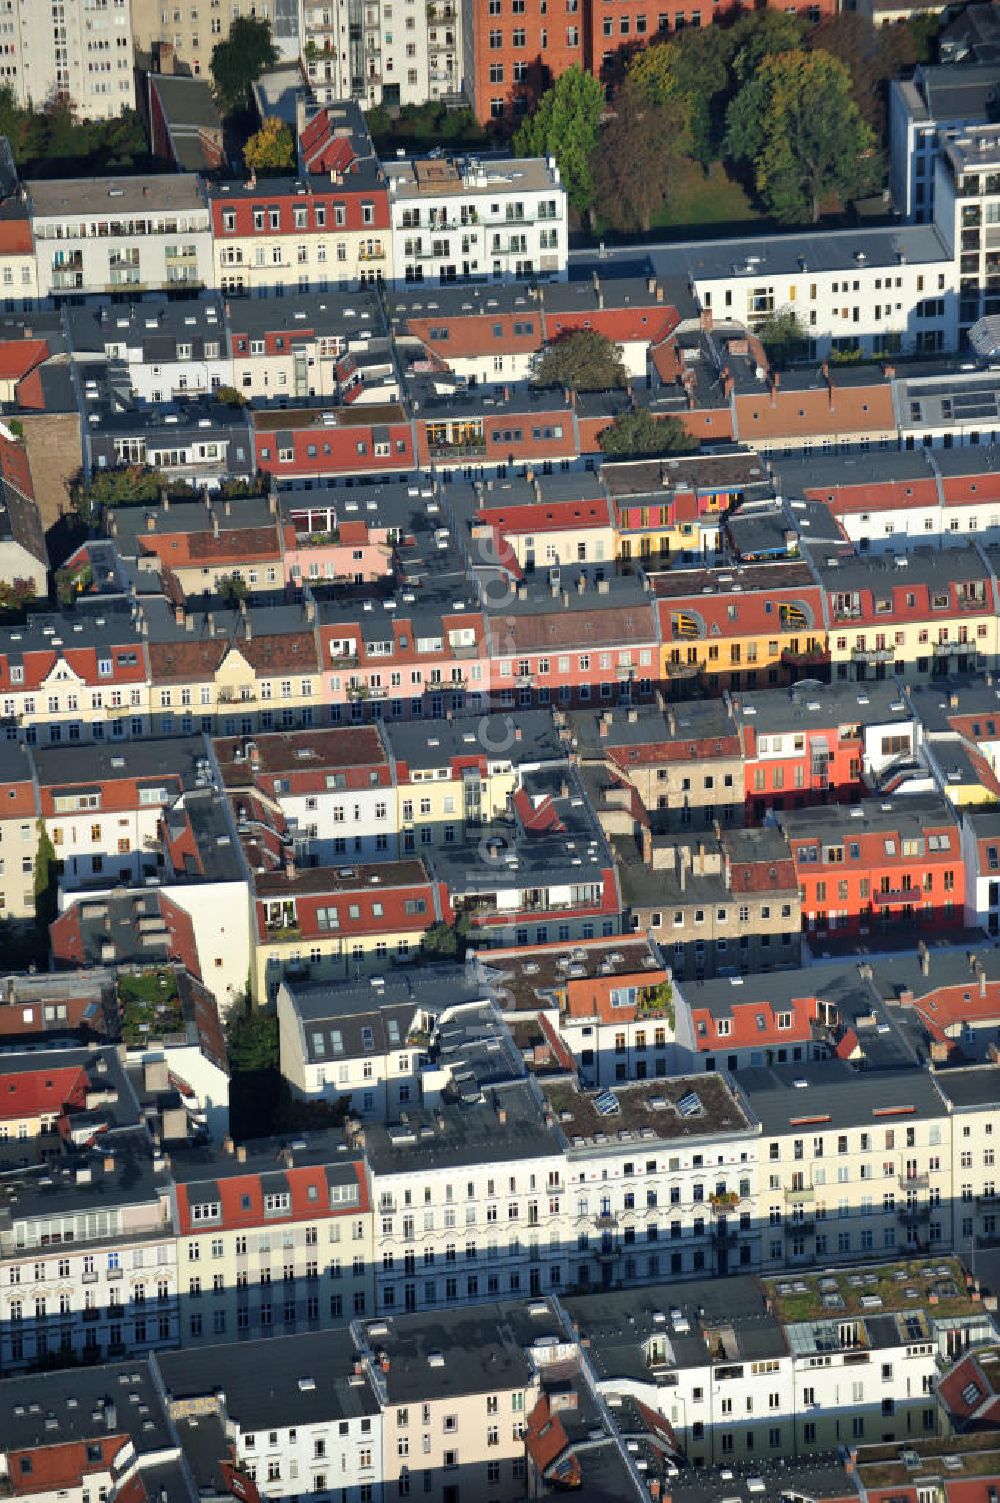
(117, 969), (185, 1046)
(763, 1256), (977, 1325)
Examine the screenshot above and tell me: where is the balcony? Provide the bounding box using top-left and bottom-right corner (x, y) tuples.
(872, 889), (920, 907)
(784, 1218), (815, 1236)
(594, 1212), (618, 1230)
(897, 1203), (931, 1224)
(358, 246), (387, 261)
(784, 1186), (815, 1204)
(852, 647), (895, 663)
(106, 1267), (124, 1282)
(899, 1173), (929, 1191)
(428, 442), (488, 460)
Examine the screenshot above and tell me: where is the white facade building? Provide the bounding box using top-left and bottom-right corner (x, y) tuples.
(386, 154), (568, 285)
(29, 176), (213, 303)
(300, 0), (460, 109)
(5, 0), (136, 119)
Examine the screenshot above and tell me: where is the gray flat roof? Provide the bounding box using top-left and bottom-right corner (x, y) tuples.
(29, 175), (207, 216)
(736, 1060), (946, 1135)
(159, 1327), (379, 1425)
(356, 1300), (554, 1402)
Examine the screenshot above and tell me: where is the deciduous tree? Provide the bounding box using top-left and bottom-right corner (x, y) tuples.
(243, 115), (294, 174)
(725, 49), (880, 223)
(211, 17), (278, 116)
(598, 409), (697, 456)
(512, 65), (604, 216)
(591, 80), (686, 232)
(534, 329), (627, 391)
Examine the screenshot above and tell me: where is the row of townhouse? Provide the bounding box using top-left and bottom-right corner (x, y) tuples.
(0, 106), (568, 307)
(11, 114), (1000, 371)
(13, 944), (1000, 1365)
(10, 1282), (997, 1503)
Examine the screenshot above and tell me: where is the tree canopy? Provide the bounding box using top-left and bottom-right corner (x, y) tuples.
(0, 89), (149, 177)
(512, 65), (604, 216)
(590, 80), (687, 232)
(598, 409), (697, 457)
(211, 17), (278, 116)
(725, 48), (881, 223)
(243, 115), (294, 174)
(533, 329), (628, 392)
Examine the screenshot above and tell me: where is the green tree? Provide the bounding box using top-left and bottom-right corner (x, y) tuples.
(219, 573), (249, 607)
(725, 49), (880, 223)
(756, 306), (810, 366)
(591, 81), (686, 232)
(728, 8), (806, 86)
(214, 385), (246, 408)
(598, 409), (697, 457)
(420, 913), (472, 961)
(626, 30), (728, 168)
(33, 821), (57, 947)
(225, 995), (279, 1072)
(534, 329), (627, 391)
(74, 465), (164, 526)
(243, 115), (294, 174)
(210, 16), (278, 115)
(512, 65), (604, 217)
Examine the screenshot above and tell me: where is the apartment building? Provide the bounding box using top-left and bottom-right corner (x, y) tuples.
(131, 0), (277, 76)
(773, 448), (998, 552)
(29, 176), (213, 302)
(617, 825), (801, 983)
(661, 222), (958, 361)
(66, 296), (231, 403)
(384, 153), (567, 285)
(933, 123), (1000, 343)
(252, 857), (449, 999)
(569, 700), (746, 835)
(5, 0), (136, 120)
(740, 1059), (951, 1272)
(165, 1130), (374, 1345)
(361, 1079), (568, 1314)
(210, 107), (391, 295)
(34, 736), (207, 893)
(734, 677), (923, 819)
(477, 933), (670, 1087)
(654, 561), (826, 696)
(300, 0), (461, 107)
(564, 1265), (988, 1466)
(159, 1328), (384, 1503)
(812, 545), (998, 683)
(228, 286), (389, 399)
(778, 793), (965, 938)
(355, 1302), (546, 1503)
(0, 736), (39, 922)
(216, 724), (396, 865)
(544, 1073), (760, 1284)
(0, 1081), (179, 1370)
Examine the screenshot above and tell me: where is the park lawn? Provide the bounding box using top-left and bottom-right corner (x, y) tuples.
(653, 157), (762, 231)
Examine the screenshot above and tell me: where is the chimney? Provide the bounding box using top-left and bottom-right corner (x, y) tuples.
(497, 1106), (508, 1124)
(699, 304), (712, 330)
(918, 940), (929, 977)
(641, 824), (652, 866)
(514, 726), (522, 741)
(223, 1135), (235, 1155)
(980, 966), (987, 999)
(236, 1144), (247, 1163)
(249, 742), (260, 768)
(599, 714), (610, 739)
(103, 1154), (115, 1173)
(285, 853), (296, 880)
(244, 617), (252, 641)
(576, 573), (586, 594)
(212, 511), (220, 539)
(174, 603), (185, 626)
